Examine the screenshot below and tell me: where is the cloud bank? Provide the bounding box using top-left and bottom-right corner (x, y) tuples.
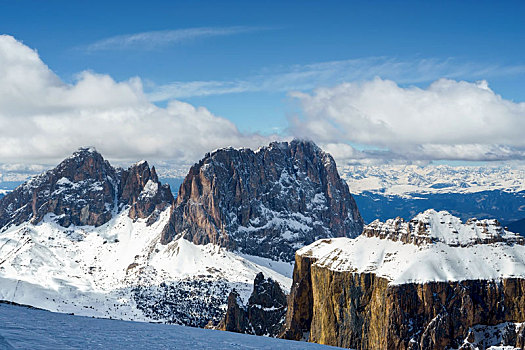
(1, 35), (524, 170)
(0, 35), (274, 166)
(289, 78), (525, 162)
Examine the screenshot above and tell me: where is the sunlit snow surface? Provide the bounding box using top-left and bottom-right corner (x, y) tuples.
(0, 303), (340, 350)
(0, 208), (291, 322)
(299, 210), (525, 285)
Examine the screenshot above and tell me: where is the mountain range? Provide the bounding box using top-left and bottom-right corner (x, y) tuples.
(0, 140), (362, 328)
(339, 165), (525, 226)
(1, 140), (524, 349)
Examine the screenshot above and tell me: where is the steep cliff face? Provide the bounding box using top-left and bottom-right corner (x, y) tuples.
(282, 210), (525, 349)
(0, 148), (173, 230)
(306, 269), (525, 349)
(217, 272), (287, 337)
(161, 140), (364, 262)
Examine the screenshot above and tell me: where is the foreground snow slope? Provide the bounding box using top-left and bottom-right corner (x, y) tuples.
(0, 207), (291, 324)
(299, 209), (525, 285)
(0, 303), (340, 350)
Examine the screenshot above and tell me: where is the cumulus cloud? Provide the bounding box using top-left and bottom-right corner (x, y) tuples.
(289, 78), (525, 162)
(83, 27), (261, 51)
(0, 35), (275, 166)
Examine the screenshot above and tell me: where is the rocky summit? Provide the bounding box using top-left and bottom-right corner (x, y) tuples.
(161, 140), (364, 262)
(281, 210), (525, 349)
(0, 148), (173, 230)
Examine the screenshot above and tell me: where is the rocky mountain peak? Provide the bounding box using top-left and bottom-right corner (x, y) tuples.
(0, 148), (173, 230)
(249, 272), (287, 309)
(52, 147), (115, 182)
(161, 139), (364, 262)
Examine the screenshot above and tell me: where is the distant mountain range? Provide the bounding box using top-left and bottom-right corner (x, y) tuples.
(338, 165), (525, 225)
(340, 164), (525, 196)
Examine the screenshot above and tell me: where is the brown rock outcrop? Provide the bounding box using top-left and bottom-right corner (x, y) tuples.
(161, 140), (364, 261)
(282, 250), (525, 350)
(217, 272), (287, 337)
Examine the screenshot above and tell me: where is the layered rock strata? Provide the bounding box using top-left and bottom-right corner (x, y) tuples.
(282, 210), (525, 350)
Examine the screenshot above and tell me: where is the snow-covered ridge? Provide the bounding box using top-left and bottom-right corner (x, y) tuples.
(298, 210), (525, 285)
(364, 209), (524, 247)
(0, 207), (291, 324)
(339, 164), (525, 196)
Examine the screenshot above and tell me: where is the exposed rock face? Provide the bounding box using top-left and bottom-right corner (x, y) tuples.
(280, 253), (316, 341)
(119, 161), (173, 225)
(0, 148), (173, 230)
(161, 140), (363, 261)
(458, 322), (525, 349)
(283, 252), (525, 349)
(217, 272), (287, 337)
(281, 210), (525, 349)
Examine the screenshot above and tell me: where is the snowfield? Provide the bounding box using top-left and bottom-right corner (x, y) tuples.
(0, 207), (292, 324)
(299, 210), (525, 285)
(0, 302), (341, 349)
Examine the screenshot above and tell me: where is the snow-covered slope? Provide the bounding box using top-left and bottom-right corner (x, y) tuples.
(340, 164), (525, 196)
(299, 210), (525, 285)
(0, 147), (297, 327)
(0, 302), (340, 350)
(0, 207), (292, 326)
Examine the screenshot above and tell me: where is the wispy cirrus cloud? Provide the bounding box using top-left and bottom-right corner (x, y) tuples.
(147, 57), (525, 101)
(83, 26), (263, 51)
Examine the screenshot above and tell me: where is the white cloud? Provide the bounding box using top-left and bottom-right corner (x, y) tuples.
(289, 78), (525, 162)
(83, 27), (261, 51)
(2, 34), (524, 171)
(0, 35), (275, 166)
(148, 57), (525, 101)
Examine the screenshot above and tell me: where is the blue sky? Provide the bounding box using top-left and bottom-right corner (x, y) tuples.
(0, 0), (524, 166)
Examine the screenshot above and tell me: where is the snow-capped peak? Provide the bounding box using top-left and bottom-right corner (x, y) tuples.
(364, 209), (524, 247)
